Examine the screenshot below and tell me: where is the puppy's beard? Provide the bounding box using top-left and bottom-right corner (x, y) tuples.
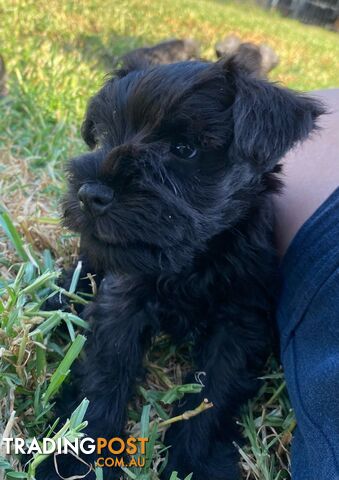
(62, 202), (201, 274)
(80, 233), (199, 275)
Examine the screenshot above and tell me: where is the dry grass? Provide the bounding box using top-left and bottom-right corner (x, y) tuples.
(0, 150), (78, 269)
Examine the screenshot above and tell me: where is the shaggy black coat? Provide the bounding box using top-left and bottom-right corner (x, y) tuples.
(38, 57), (323, 480)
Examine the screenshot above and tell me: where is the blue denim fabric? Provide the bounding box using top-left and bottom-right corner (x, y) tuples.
(277, 187), (339, 480)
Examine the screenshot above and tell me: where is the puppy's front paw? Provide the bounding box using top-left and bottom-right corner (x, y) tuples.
(43, 290), (85, 315)
(163, 425), (240, 480)
(43, 291), (70, 311)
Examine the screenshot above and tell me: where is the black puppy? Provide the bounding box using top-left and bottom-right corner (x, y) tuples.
(39, 56), (323, 479)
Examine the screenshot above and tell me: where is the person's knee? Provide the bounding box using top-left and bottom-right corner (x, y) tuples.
(274, 88), (339, 256)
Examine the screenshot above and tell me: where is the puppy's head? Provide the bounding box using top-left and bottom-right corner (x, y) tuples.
(63, 59), (324, 274)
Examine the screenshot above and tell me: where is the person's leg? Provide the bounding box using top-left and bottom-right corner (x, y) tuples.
(274, 89), (339, 256)
(274, 89), (339, 479)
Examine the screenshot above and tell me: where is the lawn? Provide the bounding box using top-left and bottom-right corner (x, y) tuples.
(0, 0), (337, 479)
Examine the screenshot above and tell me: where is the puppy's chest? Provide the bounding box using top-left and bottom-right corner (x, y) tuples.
(156, 255), (275, 340)
(157, 280), (235, 338)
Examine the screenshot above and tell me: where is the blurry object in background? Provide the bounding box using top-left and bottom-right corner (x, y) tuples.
(119, 38), (200, 69)
(215, 34), (242, 58)
(119, 36), (279, 79)
(259, 43), (281, 74)
(215, 35), (279, 77)
(0, 55), (7, 97)
(263, 0), (339, 30)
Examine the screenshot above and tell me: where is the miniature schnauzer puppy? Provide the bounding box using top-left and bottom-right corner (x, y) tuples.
(38, 51), (323, 480)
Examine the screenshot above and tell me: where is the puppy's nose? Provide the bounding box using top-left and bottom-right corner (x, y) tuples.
(78, 183), (114, 216)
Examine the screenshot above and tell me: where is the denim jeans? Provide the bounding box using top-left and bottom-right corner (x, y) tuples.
(277, 188), (339, 479)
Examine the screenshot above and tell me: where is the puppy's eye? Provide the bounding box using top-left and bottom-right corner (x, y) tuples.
(172, 143), (197, 159)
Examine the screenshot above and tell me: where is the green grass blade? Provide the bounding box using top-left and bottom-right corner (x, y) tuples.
(140, 404), (151, 438)
(69, 260), (83, 293)
(69, 398), (90, 429)
(0, 208), (29, 261)
(43, 334), (86, 404)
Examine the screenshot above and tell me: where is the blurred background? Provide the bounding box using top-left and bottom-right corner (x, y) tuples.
(0, 1), (338, 479)
(1, 0), (338, 168)
(259, 0), (339, 28)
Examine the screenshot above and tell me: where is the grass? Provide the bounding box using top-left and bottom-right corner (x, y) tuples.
(0, 0), (337, 478)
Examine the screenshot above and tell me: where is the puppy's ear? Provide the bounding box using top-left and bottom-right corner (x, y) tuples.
(227, 62), (325, 171)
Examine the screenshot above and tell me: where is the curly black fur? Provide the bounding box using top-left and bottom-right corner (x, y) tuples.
(38, 55), (324, 480)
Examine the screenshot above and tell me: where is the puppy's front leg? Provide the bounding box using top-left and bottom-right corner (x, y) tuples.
(38, 274), (158, 480)
(163, 307), (269, 480)
(81, 274), (159, 438)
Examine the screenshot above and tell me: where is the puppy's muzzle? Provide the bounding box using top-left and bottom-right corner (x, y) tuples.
(78, 183), (114, 216)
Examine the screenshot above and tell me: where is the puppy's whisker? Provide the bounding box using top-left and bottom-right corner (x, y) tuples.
(166, 175), (179, 196)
